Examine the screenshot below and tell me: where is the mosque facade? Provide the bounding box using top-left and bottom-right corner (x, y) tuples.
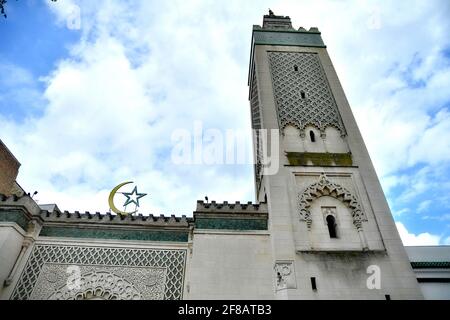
(0, 12), (449, 300)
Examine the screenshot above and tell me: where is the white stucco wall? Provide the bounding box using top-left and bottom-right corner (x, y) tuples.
(187, 231), (274, 299)
(0, 224), (24, 298)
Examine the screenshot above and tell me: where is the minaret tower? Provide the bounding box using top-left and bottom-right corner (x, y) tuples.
(249, 11), (423, 299)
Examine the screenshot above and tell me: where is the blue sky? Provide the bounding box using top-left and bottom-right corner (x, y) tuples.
(1, 0), (450, 246)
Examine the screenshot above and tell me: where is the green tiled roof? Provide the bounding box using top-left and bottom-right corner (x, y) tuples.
(39, 226), (189, 242)
(411, 261), (450, 269)
(0, 210), (30, 231)
(195, 217), (268, 231)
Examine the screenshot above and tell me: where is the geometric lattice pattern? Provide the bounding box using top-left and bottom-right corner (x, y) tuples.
(30, 264), (166, 300)
(249, 66), (263, 189)
(11, 245), (186, 300)
(298, 174), (366, 228)
(268, 52), (346, 136)
(250, 66), (262, 131)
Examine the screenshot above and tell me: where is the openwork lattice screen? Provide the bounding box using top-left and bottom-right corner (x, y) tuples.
(268, 51), (346, 136)
(11, 245), (187, 300)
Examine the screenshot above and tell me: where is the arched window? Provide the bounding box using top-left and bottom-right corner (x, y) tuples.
(300, 91), (306, 99)
(309, 130), (316, 142)
(294, 65), (298, 72)
(326, 215), (338, 238)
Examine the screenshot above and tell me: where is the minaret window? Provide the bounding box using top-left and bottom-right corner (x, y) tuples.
(326, 215), (338, 238)
(311, 277), (317, 291)
(300, 91), (306, 99)
(309, 130), (316, 142)
(294, 65), (298, 72)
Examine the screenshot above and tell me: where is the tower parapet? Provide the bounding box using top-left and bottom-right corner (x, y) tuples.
(194, 200), (268, 231)
(262, 10), (294, 30)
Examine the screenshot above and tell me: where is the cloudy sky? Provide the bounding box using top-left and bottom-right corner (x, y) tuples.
(1, 0), (449, 246)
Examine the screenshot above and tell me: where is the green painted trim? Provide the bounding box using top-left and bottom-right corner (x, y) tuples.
(253, 30), (326, 48)
(195, 218), (268, 231)
(411, 261), (450, 269)
(0, 210), (29, 230)
(286, 152), (353, 167)
(39, 226), (189, 242)
(254, 43), (327, 49)
(417, 278), (450, 283)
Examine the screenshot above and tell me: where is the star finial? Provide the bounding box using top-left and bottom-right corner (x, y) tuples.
(122, 186), (147, 208)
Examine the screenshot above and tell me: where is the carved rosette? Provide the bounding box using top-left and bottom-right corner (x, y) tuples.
(298, 174), (365, 228)
(274, 261), (296, 290)
(50, 272), (141, 300)
(13, 246), (185, 300)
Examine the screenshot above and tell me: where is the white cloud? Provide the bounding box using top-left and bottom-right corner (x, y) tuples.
(393, 208), (410, 217)
(422, 214), (450, 221)
(396, 222), (441, 246)
(0, 62), (45, 117)
(0, 63), (34, 87)
(409, 109), (450, 166)
(417, 200), (432, 213)
(1, 0), (450, 223)
(444, 237), (450, 245)
(1, 0), (262, 214)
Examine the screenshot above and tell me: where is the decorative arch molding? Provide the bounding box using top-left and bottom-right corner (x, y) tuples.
(282, 122), (343, 139)
(49, 271), (142, 300)
(298, 173), (366, 229)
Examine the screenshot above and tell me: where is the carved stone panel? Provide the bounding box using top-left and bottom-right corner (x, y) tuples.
(11, 245), (186, 300)
(29, 264), (166, 300)
(274, 261), (296, 290)
(268, 52), (346, 136)
(298, 173), (366, 227)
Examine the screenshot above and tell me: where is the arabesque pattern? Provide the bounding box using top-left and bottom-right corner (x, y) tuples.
(11, 245), (186, 300)
(268, 52), (346, 136)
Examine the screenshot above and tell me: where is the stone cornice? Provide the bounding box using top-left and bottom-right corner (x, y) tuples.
(0, 194), (270, 236)
(40, 210), (192, 228)
(194, 201), (268, 231)
(0, 193), (42, 216)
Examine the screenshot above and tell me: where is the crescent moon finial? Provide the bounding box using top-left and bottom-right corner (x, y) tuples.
(108, 181), (138, 216)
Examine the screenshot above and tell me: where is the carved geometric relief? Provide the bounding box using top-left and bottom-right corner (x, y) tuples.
(250, 65), (263, 189)
(298, 174), (366, 228)
(268, 52), (346, 136)
(274, 261), (296, 290)
(250, 66), (262, 131)
(11, 245), (186, 300)
(29, 264), (166, 300)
